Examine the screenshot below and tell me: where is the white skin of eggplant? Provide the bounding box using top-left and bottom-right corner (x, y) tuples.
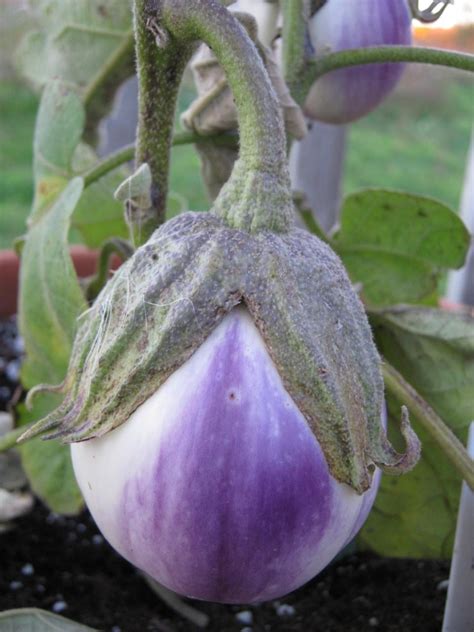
(71, 308), (378, 594)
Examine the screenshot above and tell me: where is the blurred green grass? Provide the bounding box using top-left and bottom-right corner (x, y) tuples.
(345, 71), (473, 203)
(0, 72), (472, 249)
(0, 82), (38, 248)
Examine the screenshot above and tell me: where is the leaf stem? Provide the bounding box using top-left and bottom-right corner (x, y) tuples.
(0, 422), (35, 453)
(382, 361), (474, 490)
(82, 131), (238, 188)
(85, 238), (134, 301)
(83, 145), (134, 187)
(302, 46), (474, 100)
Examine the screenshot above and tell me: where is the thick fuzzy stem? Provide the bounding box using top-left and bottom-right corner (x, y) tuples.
(161, 0), (294, 233)
(133, 0), (193, 244)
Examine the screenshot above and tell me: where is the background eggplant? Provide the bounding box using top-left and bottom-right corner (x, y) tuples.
(305, 0), (413, 123)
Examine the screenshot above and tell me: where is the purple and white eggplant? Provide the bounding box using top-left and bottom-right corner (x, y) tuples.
(305, 0), (413, 123)
(71, 307), (381, 603)
(25, 200), (417, 602)
(24, 0), (420, 604)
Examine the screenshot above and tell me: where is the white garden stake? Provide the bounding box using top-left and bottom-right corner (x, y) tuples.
(443, 423), (474, 632)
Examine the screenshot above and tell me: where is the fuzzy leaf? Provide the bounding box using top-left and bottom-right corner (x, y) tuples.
(20, 178), (87, 388)
(18, 83), (102, 514)
(73, 177), (130, 247)
(333, 189), (470, 307)
(0, 608), (97, 631)
(18, 88), (87, 511)
(359, 306), (474, 557)
(30, 82), (85, 221)
(15, 1), (133, 91)
(18, 397), (84, 516)
(34, 86), (84, 181)
(30, 83), (129, 248)
(20, 85), (87, 379)
(18, 178), (86, 514)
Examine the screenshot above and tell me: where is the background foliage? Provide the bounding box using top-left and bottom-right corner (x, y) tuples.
(1, 70), (472, 249)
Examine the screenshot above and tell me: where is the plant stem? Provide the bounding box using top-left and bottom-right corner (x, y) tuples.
(84, 145), (134, 187)
(85, 238), (134, 301)
(82, 131), (238, 188)
(0, 422), (35, 453)
(172, 130), (238, 148)
(161, 0), (294, 232)
(302, 46), (474, 100)
(281, 0), (311, 104)
(164, 0), (286, 174)
(382, 361), (474, 490)
(133, 0), (193, 244)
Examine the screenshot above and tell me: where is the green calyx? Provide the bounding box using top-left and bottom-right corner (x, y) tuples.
(22, 212), (420, 493)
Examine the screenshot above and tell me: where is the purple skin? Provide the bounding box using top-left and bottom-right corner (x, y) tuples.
(71, 308), (380, 603)
(305, 0), (413, 124)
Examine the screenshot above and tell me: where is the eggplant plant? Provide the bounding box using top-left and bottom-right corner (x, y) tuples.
(1, 0), (474, 615)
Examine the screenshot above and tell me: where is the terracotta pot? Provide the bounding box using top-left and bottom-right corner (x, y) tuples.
(0, 246), (121, 318)
(439, 298), (474, 318)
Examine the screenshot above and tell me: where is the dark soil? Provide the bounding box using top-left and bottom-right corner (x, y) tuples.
(0, 318), (450, 632)
(0, 316), (23, 411)
(0, 504), (450, 632)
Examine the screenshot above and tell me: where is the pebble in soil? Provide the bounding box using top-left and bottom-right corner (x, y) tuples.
(0, 316), (24, 411)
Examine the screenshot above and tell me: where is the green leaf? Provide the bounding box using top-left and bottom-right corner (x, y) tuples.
(0, 608), (98, 631)
(73, 180), (130, 247)
(30, 81), (85, 221)
(20, 178), (87, 388)
(358, 306), (474, 557)
(34, 83), (85, 182)
(29, 82), (129, 247)
(17, 81), (127, 515)
(14, 32), (49, 90)
(72, 144), (129, 248)
(18, 176), (86, 514)
(15, 0), (134, 135)
(333, 189), (470, 307)
(18, 397), (84, 516)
